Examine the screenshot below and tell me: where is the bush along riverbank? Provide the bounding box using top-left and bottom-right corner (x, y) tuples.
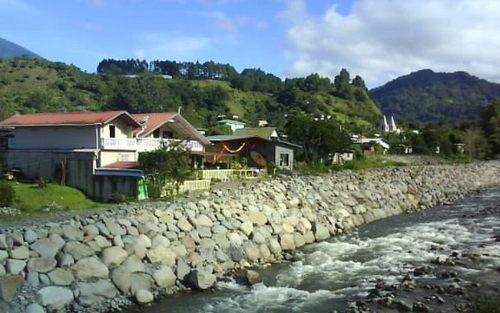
(0, 162), (499, 313)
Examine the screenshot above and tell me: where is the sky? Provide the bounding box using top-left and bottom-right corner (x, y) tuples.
(1, 0), (500, 87)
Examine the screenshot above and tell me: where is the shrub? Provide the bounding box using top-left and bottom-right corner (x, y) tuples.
(0, 181), (16, 207)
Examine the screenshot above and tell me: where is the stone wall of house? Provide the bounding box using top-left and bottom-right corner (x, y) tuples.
(1, 161), (499, 313)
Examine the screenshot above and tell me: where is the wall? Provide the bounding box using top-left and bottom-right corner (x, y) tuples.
(274, 145), (294, 170)
(99, 151), (138, 167)
(101, 118), (133, 140)
(9, 126), (98, 150)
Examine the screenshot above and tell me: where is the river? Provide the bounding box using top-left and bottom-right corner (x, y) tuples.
(125, 187), (500, 313)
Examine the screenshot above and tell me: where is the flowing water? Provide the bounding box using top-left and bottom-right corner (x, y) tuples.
(127, 187), (500, 313)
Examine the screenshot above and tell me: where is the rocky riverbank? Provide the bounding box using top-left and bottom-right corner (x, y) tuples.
(0, 162), (499, 313)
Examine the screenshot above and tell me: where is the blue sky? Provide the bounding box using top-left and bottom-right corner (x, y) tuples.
(1, 0), (499, 87)
(0, 0), (353, 75)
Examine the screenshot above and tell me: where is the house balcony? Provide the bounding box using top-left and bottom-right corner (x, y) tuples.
(100, 138), (138, 150)
(100, 138), (204, 153)
(136, 138), (204, 153)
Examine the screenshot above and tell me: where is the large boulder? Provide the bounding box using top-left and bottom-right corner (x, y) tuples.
(27, 257), (57, 273)
(279, 233), (295, 251)
(38, 286), (74, 310)
(101, 246), (128, 267)
(187, 269), (216, 290)
(78, 279), (119, 307)
(313, 223), (330, 241)
(146, 246), (176, 266)
(64, 241), (94, 260)
(31, 234), (65, 258)
(48, 268), (74, 286)
(153, 265), (176, 288)
(0, 274), (23, 302)
(71, 257), (109, 280)
(247, 211), (268, 225)
(10, 246), (29, 259)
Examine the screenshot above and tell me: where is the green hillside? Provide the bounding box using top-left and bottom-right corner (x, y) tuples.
(0, 58), (381, 130)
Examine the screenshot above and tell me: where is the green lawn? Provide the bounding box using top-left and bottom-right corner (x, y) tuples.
(10, 182), (102, 212)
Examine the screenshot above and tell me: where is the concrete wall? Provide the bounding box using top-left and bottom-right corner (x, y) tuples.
(99, 151), (138, 167)
(9, 126), (98, 150)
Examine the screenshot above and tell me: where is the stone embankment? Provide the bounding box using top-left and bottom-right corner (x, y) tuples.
(0, 162), (499, 313)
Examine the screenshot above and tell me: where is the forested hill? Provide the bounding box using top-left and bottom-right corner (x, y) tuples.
(0, 37), (41, 59)
(369, 69), (500, 123)
(0, 57), (381, 132)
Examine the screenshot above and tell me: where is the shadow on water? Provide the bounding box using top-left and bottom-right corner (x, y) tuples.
(125, 187), (500, 313)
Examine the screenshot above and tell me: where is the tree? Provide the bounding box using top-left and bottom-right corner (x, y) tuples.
(334, 68), (351, 97)
(461, 128), (489, 159)
(285, 112), (351, 163)
(138, 143), (193, 198)
(481, 100), (500, 157)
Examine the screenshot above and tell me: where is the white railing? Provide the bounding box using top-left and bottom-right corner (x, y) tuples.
(101, 137), (204, 152)
(136, 138), (204, 153)
(100, 138), (138, 150)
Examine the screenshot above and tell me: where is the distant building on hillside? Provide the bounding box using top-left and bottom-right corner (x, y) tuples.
(216, 119), (246, 132)
(382, 115), (400, 134)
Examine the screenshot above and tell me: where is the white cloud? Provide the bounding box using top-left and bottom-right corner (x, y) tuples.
(133, 33), (211, 60)
(282, 0), (500, 87)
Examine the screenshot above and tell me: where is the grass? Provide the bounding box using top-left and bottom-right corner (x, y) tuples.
(294, 156), (407, 175)
(9, 181), (103, 212)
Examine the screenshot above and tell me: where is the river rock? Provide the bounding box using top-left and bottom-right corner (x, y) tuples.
(0, 250), (8, 262)
(247, 211), (268, 225)
(187, 269), (216, 290)
(27, 257), (57, 273)
(78, 279), (119, 306)
(101, 246), (128, 267)
(71, 257), (109, 279)
(245, 270), (261, 285)
(153, 265), (177, 288)
(0, 274), (23, 301)
(135, 289), (154, 304)
(38, 286), (74, 310)
(25, 303), (45, 313)
(314, 223), (330, 241)
(64, 241), (94, 260)
(48, 268), (74, 286)
(24, 230), (38, 244)
(147, 246), (176, 266)
(7, 259), (26, 274)
(279, 233), (295, 251)
(31, 234), (65, 258)
(62, 224), (84, 241)
(10, 246), (29, 259)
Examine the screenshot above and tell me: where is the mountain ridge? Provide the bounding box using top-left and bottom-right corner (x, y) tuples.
(369, 69), (500, 123)
(0, 37), (41, 59)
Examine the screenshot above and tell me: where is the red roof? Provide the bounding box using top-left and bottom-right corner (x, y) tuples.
(99, 161), (140, 170)
(0, 111), (140, 127)
(132, 112), (177, 137)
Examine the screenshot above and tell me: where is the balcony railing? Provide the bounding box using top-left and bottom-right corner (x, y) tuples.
(100, 137), (204, 152)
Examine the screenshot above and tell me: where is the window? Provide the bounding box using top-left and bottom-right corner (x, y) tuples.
(109, 125), (116, 138)
(153, 129), (160, 138)
(162, 131), (174, 139)
(279, 153), (289, 167)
